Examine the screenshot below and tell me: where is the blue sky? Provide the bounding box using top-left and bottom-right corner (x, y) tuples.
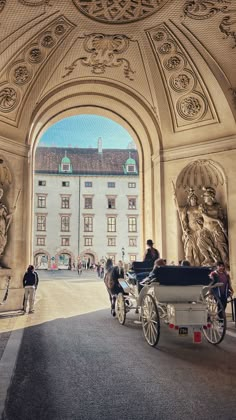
(38, 115), (135, 149)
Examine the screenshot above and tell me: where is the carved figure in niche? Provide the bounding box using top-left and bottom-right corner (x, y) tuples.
(198, 187), (229, 267)
(179, 189), (203, 266)
(0, 188), (11, 256)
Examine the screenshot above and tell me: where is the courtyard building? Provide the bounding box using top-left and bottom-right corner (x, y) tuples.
(34, 144), (140, 269)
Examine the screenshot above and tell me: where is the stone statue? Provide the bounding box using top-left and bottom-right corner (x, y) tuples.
(0, 188), (11, 255)
(180, 189), (203, 266)
(198, 187), (229, 267)
(0, 188), (19, 257)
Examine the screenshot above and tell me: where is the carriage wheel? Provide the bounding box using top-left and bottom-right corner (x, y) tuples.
(141, 294), (160, 347)
(116, 293), (126, 325)
(203, 294), (226, 345)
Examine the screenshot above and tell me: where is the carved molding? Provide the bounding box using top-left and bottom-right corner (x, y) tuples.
(152, 135), (236, 163)
(18, 0), (50, 5)
(146, 25), (216, 129)
(62, 33), (135, 81)
(0, 16), (74, 122)
(183, 0), (236, 48)
(72, 0), (171, 23)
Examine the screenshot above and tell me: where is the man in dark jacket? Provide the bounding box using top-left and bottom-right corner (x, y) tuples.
(209, 261), (234, 318)
(23, 265), (39, 313)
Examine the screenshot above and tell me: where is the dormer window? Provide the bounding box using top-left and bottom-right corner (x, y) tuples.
(59, 151), (72, 174)
(123, 153), (137, 175)
(127, 165), (135, 172)
(62, 163), (70, 172)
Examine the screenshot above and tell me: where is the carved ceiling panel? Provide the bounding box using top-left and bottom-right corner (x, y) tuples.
(0, 16), (74, 126)
(72, 0), (171, 23)
(39, 31), (155, 111)
(146, 24), (218, 131)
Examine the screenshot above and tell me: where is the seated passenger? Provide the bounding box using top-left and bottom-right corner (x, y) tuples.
(137, 258), (166, 291)
(181, 260), (191, 266)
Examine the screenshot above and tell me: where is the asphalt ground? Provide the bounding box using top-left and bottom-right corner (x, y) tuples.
(0, 271), (236, 420)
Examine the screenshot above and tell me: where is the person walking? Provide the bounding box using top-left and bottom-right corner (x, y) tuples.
(22, 265), (39, 314)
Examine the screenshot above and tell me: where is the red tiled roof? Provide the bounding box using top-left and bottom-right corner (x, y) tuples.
(35, 147), (139, 175)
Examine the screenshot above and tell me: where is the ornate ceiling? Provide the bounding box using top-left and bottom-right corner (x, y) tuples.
(0, 0), (235, 149)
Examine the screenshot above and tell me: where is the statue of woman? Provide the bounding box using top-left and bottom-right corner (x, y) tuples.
(180, 189), (204, 266)
(198, 187), (229, 267)
(0, 188), (11, 256)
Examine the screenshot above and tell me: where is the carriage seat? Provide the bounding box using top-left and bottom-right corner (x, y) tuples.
(138, 266), (213, 304)
(150, 266), (212, 286)
(131, 260), (154, 274)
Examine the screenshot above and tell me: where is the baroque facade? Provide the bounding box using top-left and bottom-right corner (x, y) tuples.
(0, 0), (235, 310)
(33, 146), (141, 269)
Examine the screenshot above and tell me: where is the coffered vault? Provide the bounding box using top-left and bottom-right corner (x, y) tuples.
(0, 0), (236, 310)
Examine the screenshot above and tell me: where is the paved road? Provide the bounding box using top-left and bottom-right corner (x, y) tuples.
(1, 271), (236, 420)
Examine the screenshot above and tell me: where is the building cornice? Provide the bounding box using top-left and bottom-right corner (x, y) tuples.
(152, 135), (236, 163)
(0, 136), (29, 158)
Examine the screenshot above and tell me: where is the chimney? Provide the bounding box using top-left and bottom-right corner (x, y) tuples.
(98, 137), (103, 154)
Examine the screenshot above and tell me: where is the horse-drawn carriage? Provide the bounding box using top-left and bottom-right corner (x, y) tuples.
(115, 263), (226, 347)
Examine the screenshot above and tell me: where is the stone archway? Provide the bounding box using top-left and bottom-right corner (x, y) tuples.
(27, 81), (162, 264)
(55, 249), (75, 270)
(33, 249), (51, 270)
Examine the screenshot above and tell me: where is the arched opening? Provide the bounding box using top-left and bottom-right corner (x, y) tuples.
(27, 82), (162, 266)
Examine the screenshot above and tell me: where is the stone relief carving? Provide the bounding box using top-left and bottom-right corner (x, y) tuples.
(146, 25), (214, 127)
(62, 33), (135, 81)
(0, 17), (73, 118)
(0, 87), (18, 112)
(0, 159), (20, 261)
(183, 0), (236, 48)
(0, 0), (6, 13)
(177, 94), (205, 120)
(0, 0), (50, 13)
(72, 0), (171, 23)
(174, 160), (228, 267)
(231, 87), (236, 105)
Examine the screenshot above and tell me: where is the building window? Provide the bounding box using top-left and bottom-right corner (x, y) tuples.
(85, 182), (92, 187)
(62, 164), (70, 172)
(128, 182), (136, 188)
(108, 198), (116, 209)
(37, 195), (46, 208)
(108, 237), (116, 246)
(84, 217), (93, 232)
(37, 215), (46, 231)
(36, 237), (45, 246)
(61, 237), (70, 246)
(84, 237), (93, 246)
(61, 197), (70, 209)
(130, 255), (137, 262)
(129, 238), (137, 247)
(127, 165), (135, 172)
(85, 197), (93, 209)
(128, 217), (137, 232)
(38, 180), (46, 186)
(61, 216), (70, 232)
(107, 217), (116, 232)
(128, 198), (136, 209)
(108, 182), (115, 188)
(62, 181), (70, 187)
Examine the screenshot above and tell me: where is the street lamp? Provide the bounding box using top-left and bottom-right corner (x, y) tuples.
(121, 247), (125, 262)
